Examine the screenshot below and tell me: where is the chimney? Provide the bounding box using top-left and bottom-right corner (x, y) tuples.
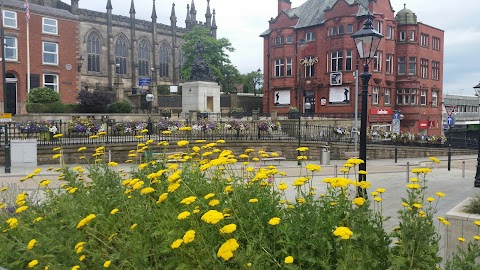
(278, 0), (291, 14)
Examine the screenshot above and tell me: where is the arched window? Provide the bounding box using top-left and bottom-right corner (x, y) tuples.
(138, 40), (149, 77)
(115, 37), (128, 75)
(159, 43), (170, 78)
(87, 32), (100, 72)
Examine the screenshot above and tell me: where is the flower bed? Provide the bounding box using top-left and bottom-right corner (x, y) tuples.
(1, 141), (472, 269)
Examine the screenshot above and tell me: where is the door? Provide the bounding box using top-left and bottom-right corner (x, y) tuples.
(5, 73), (17, 115)
(206, 96), (213, 112)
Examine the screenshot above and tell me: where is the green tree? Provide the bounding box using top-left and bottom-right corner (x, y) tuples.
(181, 26), (235, 84)
(220, 64), (242, 93)
(241, 69), (263, 95)
(27, 87), (60, 104)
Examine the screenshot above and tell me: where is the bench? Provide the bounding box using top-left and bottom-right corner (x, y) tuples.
(151, 152), (185, 163)
(261, 151), (287, 165)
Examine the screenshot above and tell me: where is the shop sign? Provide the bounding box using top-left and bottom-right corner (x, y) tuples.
(370, 109), (393, 115)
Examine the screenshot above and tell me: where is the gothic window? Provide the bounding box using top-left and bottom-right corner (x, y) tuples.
(138, 40), (149, 77)
(159, 43), (170, 78)
(115, 37), (128, 75)
(87, 32), (100, 72)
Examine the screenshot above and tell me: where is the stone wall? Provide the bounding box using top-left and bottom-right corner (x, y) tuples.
(0, 141), (475, 165)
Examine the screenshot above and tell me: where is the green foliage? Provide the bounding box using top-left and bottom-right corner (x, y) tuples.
(240, 69), (263, 94)
(0, 153), (448, 269)
(465, 194), (480, 214)
(157, 85), (170, 95)
(180, 26), (235, 83)
(50, 101), (65, 113)
(445, 242), (480, 269)
(77, 90), (115, 113)
(108, 101), (132, 113)
(27, 87), (60, 104)
(25, 101), (65, 113)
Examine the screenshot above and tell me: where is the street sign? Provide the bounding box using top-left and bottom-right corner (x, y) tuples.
(393, 111), (400, 120)
(139, 77), (151, 86)
(0, 113), (12, 122)
(392, 119), (400, 134)
(447, 116), (455, 126)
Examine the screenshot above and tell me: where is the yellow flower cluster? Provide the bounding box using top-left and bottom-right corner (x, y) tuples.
(333, 226), (353, 240)
(268, 217), (281, 226)
(346, 158), (364, 165)
(76, 214), (96, 229)
(220, 224), (237, 234)
(437, 217), (450, 226)
(323, 177), (352, 188)
(201, 210), (224, 224)
(180, 196), (197, 205)
(183, 230), (195, 244)
(411, 168), (432, 174)
(217, 238), (239, 261)
(305, 164), (321, 172)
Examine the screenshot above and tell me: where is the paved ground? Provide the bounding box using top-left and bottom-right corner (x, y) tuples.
(1, 154), (479, 264)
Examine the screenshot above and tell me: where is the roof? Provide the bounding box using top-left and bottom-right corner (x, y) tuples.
(285, 0), (370, 29)
(4, 0), (75, 20)
(395, 6), (417, 25)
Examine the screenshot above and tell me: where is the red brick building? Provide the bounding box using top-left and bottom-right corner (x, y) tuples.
(1, 0), (79, 115)
(261, 0), (444, 135)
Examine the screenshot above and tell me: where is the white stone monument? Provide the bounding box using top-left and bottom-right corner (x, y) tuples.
(182, 81), (221, 114)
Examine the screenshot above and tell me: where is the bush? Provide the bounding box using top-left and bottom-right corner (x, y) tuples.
(50, 101), (65, 113)
(25, 103), (46, 113)
(77, 90), (115, 113)
(25, 101), (65, 113)
(464, 194), (480, 214)
(0, 147), (449, 269)
(108, 101), (132, 113)
(64, 104), (80, 113)
(27, 87), (60, 104)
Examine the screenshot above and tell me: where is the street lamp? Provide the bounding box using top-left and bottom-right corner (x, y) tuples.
(473, 82), (480, 187)
(351, 12), (383, 194)
(146, 67), (155, 135)
(297, 38), (306, 166)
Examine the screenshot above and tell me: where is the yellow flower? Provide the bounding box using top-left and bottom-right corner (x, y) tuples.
(183, 230), (196, 244)
(103, 260), (111, 268)
(52, 154), (62, 159)
(475, 221), (480, 226)
(333, 226), (353, 240)
(0, 186), (7, 192)
(224, 185), (234, 193)
(278, 182), (288, 191)
(140, 187), (155, 195)
(72, 266), (80, 270)
(217, 238), (239, 261)
(107, 162), (118, 167)
(296, 147), (309, 152)
(177, 211), (191, 220)
(89, 135), (99, 139)
(268, 217), (281, 226)
(16, 205), (28, 213)
(76, 214), (96, 229)
(53, 133), (63, 138)
(171, 239), (183, 249)
(204, 193), (215, 200)
(285, 256), (294, 264)
(429, 156), (440, 163)
(98, 131), (107, 136)
(249, 198), (258, 203)
(209, 199), (220, 206)
(180, 196), (197, 205)
(140, 129), (149, 133)
(305, 164), (321, 172)
(346, 158), (364, 165)
(358, 170), (368, 175)
(27, 239), (37, 250)
(376, 188), (386, 193)
(413, 203), (422, 209)
(130, 223), (138, 230)
(458, 237), (465, 242)
(28, 259), (39, 268)
(40, 180), (51, 187)
(177, 140), (189, 146)
(33, 217), (43, 223)
(427, 197), (435, 202)
(6, 217), (18, 228)
(220, 224), (237, 234)
(353, 197), (366, 206)
(436, 192), (445, 197)
(474, 236), (480, 241)
(407, 184), (420, 189)
(78, 146), (87, 152)
(110, 208), (119, 215)
(201, 210), (224, 224)
(79, 255), (85, 261)
(74, 242), (86, 253)
(157, 193), (168, 203)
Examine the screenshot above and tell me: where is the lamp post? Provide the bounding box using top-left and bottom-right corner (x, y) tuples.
(473, 82), (480, 187)
(296, 38), (306, 166)
(1, 0), (11, 173)
(146, 67), (155, 136)
(351, 12), (383, 195)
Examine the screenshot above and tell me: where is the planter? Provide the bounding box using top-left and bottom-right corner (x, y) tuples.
(288, 112), (300, 119)
(444, 198), (480, 261)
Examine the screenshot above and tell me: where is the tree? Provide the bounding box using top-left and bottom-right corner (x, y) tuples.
(220, 64), (242, 93)
(77, 90), (115, 113)
(240, 69), (263, 95)
(181, 26), (235, 85)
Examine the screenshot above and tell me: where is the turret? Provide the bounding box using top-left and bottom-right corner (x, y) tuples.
(190, 0), (197, 25)
(211, 8), (217, 38)
(205, 0), (212, 28)
(185, 4), (191, 29)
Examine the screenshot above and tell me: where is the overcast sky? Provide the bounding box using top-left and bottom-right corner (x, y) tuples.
(77, 0), (480, 95)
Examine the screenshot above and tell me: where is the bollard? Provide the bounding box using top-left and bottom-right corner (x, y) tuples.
(334, 164), (338, 178)
(462, 161), (465, 179)
(406, 162), (410, 183)
(108, 150), (112, 163)
(394, 144), (398, 163)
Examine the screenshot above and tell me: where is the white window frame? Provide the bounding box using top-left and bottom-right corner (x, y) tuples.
(42, 18), (58, 35)
(420, 33), (429, 47)
(3, 10), (17, 28)
(421, 90), (427, 105)
(399, 31), (406, 41)
(372, 86), (379, 104)
(374, 20), (383, 35)
(385, 54), (393, 74)
(330, 51), (343, 72)
(384, 88), (390, 105)
(410, 89), (417, 105)
(432, 61), (440, 80)
(420, 58), (429, 79)
(432, 37), (441, 50)
(274, 59), (284, 77)
(398, 56), (406, 75)
(305, 32), (315, 42)
(409, 30), (415, 41)
(4, 36), (17, 61)
(432, 91), (438, 106)
(286, 58), (292, 77)
(286, 35), (293, 44)
(43, 74), (59, 92)
(43, 42), (59, 65)
(408, 57), (417, 75)
(373, 51), (382, 72)
(345, 50), (352, 71)
(386, 26), (394, 39)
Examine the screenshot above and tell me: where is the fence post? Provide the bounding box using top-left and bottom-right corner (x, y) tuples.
(406, 162), (410, 183)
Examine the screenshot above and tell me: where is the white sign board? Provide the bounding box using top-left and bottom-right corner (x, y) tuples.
(274, 90), (291, 106)
(329, 87), (350, 104)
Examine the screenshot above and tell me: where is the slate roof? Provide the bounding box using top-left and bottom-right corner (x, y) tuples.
(261, 0), (370, 36)
(4, 0), (75, 20)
